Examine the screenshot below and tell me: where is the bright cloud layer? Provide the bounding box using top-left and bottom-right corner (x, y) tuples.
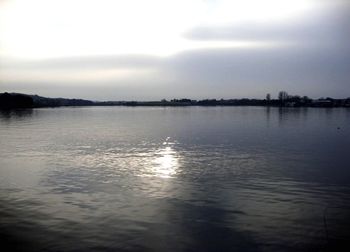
(0, 0), (317, 59)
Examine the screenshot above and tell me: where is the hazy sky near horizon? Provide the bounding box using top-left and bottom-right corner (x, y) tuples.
(0, 0), (349, 100)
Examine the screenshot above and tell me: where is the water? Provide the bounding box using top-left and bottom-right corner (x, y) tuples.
(0, 106), (350, 251)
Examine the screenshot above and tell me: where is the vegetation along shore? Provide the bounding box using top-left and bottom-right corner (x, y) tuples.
(1, 91), (350, 109)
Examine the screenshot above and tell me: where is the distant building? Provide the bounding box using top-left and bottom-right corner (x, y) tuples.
(285, 102), (296, 107)
(312, 99), (333, 107)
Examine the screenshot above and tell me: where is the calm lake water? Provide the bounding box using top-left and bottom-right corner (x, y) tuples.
(1, 106), (350, 252)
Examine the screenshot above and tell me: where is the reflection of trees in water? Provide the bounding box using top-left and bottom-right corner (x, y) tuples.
(278, 107), (309, 127)
(263, 107), (311, 128)
(0, 109), (33, 120)
(265, 106), (271, 126)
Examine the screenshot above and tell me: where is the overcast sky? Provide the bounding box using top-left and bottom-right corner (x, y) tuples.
(0, 0), (349, 100)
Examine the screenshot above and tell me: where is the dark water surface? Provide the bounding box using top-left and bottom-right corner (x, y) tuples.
(1, 107), (350, 251)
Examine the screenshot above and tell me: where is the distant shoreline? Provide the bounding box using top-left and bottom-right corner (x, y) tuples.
(1, 92), (350, 109)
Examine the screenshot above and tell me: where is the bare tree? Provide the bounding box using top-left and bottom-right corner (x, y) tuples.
(266, 93), (271, 101)
(278, 91), (289, 101)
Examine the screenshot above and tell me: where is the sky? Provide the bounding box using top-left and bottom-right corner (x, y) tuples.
(0, 0), (349, 100)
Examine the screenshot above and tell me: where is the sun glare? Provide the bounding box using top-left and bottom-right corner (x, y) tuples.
(0, 0), (314, 60)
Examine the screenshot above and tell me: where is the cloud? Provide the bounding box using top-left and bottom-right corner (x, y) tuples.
(0, 54), (162, 70)
(160, 45), (350, 98)
(184, 1), (350, 50)
(2, 44), (349, 100)
(0, 54), (162, 86)
(1, 0), (349, 100)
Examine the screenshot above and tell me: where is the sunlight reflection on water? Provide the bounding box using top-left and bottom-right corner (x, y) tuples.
(71, 137), (180, 179)
(149, 138), (179, 178)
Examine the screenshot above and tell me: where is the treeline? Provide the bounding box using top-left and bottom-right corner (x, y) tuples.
(120, 94), (350, 107)
(31, 94), (94, 107)
(0, 93), (93, 109)
(0, 93), (33, 108)
(273, 91), (350, 107)
(1, 92), (350, 109)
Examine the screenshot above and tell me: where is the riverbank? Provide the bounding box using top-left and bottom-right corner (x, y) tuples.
(1, 92), (350, 109)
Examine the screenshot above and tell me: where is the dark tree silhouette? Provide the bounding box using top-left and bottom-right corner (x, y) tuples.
(278, 91), (289, 101)
(0, 93), (34, 108)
